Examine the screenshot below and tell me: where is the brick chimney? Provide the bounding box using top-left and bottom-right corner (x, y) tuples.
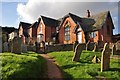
(87, 10), (90, 17)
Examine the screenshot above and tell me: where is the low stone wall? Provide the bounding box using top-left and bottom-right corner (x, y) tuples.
(45, 44), (73, 53)
(27, 45), (36, 52)
(45, 43), (95, 53)
(88, 42), (95, 51)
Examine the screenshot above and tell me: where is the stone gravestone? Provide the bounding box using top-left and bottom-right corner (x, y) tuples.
(21, 43), (27, 53)
(3, 42), (8, 52)
(40, 41), (46, 53)
(101, 43), (111, 72)
(11, 37), (22, 54)
(93, 43), (98, 52)
(92, 55), (101, 63)
(112, 44), (116, 55)
(72, 44), (84, 62)
(73, 41), (79, 52)
(116, 41), (120, 51)
(8, 41), (12, 52)
(86, 40), (90, 51)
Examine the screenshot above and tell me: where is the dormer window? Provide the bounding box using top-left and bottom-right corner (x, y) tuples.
(64, 22), (70, 41)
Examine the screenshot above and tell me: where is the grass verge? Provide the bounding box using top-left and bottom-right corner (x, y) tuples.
(1, 52), (47, 80)
(48, 51), (119, 80)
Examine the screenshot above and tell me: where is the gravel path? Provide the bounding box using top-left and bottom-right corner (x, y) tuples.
(40, 54), (63, 80)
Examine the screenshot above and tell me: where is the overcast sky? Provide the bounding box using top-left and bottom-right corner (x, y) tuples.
(0, 0), (120, 34)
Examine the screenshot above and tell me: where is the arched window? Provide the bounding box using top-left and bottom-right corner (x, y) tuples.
(64, 22), (70, 41)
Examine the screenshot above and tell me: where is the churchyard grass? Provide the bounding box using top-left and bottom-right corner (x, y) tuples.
(1, 52), (47, 80)
(48, 51), (119, 79)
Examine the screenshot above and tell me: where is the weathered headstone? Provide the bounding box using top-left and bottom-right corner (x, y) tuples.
(3, 42), (8, 52)
(116, 41), (120, 51)
(92, 55), (97, 63)
(40, 41), (46, 53)
(21, 43), (27, 53)
(11, 37), (22, 54)
(92, 55), (101, 63)
(101, 43), (111, 72)
(73, 41), (79, 52)
(86, 40), (90, 51)
(8, 41), (12, 52)
(112, 44), (116, 55)
(93, 43), (97, 52)
(72, 44), (84, 62)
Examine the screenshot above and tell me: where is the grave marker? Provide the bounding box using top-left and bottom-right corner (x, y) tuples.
(86, 40), (90, 51)
(73, 41), (79, 52)
(11, 37), (22, 54)
(3, 42), (8, 52)
(72, 44), (84, 62)
(93, 43), (98, 52)
(101, 43), (111, 72)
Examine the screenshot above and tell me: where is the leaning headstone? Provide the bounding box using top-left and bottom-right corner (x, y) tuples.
(72, 44), (84, 62)
(11, 37), (22, 54)
(101, 43), (111, 72)
(93, 43), (97, 52)
(92, 55), (101, 63)
(92, 55), (97, 63)
(21, 43), (27, 53)
(86, 40), (90, 51)
(112, 44), (116, 55)
(73, 41), (79, 52)
(3, 42), (8, 52)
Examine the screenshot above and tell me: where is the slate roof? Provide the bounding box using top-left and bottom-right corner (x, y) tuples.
(60, 13), (95, 32)
(2, 27), (18, 34)
(60, 13), (82, 25)
(23, 31), (30, 37)
(90, 11), (114, 31)
(61, 11), (114, 33)
(40, 16), (59, 27)
(19, 22), (31, 29)
(30, 21), (38, 28)
(18, 22), (31, 37)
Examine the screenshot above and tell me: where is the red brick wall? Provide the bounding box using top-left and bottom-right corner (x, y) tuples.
(32, 27), (37, 42)
(45, 26), (56, 42)
(37, 21), (45, 41)
(45, 26), (51, 42)
(19, 26), (25, 43)
(59, 17), (77, 44)
(19, 25), (23, 37)
(98, 18), (113, 43)
(93, 17), (114, 48)
(37, 20), (56, 42)
(29, 27), (32, 38)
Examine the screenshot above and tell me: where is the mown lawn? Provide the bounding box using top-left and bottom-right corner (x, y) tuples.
(1, 52), (47, 80)
(48, 51), (119, 80)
